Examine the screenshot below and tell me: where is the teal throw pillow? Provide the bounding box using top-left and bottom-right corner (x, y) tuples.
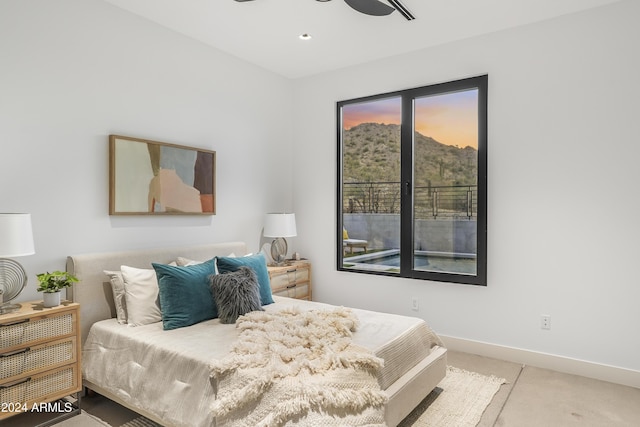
(216, 253), (274, 306)
(152, 259), (217, 330)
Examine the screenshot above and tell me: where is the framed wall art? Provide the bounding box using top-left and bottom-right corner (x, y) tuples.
(109, 135), (216, 215)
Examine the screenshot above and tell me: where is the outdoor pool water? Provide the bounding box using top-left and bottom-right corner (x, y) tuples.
(348, 251), (476, 275)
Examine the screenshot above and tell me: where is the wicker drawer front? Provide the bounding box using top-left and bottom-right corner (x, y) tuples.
(1, 312), (74, 349)
(273, 283), (310, 300)
(1, 337), (76, 382)
(0, 364), (79, 418)
(270, 268), (310, 291)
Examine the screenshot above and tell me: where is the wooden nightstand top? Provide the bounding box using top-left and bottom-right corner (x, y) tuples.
(267, 260), (310, 271)
(0, 300), (79, 322)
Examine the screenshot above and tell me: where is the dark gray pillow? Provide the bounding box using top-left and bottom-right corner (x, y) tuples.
(210, 266), (264, 324)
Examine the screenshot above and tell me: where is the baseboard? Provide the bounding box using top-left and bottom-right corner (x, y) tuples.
(440, 335), (640, 389)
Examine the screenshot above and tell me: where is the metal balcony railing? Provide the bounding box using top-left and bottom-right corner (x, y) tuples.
(343, 181), (477, 219)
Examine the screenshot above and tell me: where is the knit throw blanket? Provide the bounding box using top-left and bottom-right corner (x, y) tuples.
(209, 307), (388, 427)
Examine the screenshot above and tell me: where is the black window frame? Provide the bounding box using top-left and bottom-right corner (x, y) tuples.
(337, 75), (488, 286)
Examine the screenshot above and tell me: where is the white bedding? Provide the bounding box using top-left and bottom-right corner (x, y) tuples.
(83, 296), (443, 427)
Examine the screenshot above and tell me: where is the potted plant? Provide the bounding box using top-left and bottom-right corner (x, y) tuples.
(36, 271), (78, 307)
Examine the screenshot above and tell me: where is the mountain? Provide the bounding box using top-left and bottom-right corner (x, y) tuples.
(342, 123), (477, 187)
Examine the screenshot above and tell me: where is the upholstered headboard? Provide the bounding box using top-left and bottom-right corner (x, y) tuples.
(66, 241), (248, 345)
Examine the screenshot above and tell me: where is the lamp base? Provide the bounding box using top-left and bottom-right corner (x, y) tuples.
(0, 303), (22, 314)
(270, 237), (288, 266)
(0, 257), (28, 314)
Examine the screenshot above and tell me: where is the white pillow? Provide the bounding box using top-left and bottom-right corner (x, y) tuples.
(121, 265), (162, 326)
(176, 253), (245, 266)
(176, 257), (203, 266)
(104, 270), (127, 324)
(177, 253), (246, 274)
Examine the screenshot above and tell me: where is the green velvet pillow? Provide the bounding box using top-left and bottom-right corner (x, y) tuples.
(216, 253), (274, 306)
(152, 259), (217, 330)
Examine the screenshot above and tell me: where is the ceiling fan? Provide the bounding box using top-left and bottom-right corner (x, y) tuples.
(234, 0), (416, 21)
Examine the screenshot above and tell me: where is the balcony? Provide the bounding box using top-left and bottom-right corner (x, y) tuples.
(343, 181), (477, 219)
(342, 181), (478, 256)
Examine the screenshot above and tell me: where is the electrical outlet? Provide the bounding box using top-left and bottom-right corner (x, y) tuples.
(411, 298), (419, 311)
(541, 315), (551, 330)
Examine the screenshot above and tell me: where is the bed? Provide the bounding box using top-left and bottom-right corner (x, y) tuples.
(66, 241), (447, 426)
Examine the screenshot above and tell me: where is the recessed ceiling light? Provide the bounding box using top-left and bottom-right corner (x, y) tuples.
(299, 33), (312, 40)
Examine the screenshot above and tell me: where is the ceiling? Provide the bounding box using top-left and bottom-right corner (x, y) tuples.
(102, 0), (621, 79)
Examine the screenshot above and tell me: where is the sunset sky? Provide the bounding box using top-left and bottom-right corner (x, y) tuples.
(342, 89), (478, 149)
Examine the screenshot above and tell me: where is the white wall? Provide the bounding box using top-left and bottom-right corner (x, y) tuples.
(2, 0), (638, 383)
(1, 0), (294, 303)
(292, 0), (640, 374)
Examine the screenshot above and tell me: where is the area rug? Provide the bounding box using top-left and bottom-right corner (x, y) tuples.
(119, 416), (162, 427)
(52, 411), (111, 427)
(54, 413), (161, 427)
(399, 366), (506, 427)
(56, 367), (503, 427)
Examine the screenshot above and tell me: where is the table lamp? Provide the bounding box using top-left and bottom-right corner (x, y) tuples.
(264, 213), (296, 265)
(0, 213), (35, 314)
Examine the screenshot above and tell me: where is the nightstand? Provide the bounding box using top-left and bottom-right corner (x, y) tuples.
(0, 301), (82, 422)
(267, 261), (312, 301)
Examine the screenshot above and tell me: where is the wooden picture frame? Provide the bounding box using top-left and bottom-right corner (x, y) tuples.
(109, 135), (216, 215)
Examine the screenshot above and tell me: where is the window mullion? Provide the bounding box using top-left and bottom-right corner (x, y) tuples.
(399, 95), (414, 276)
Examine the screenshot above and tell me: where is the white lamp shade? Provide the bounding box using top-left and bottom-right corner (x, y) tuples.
(0, 213), (35, 257)
(264, 213), (297, 238)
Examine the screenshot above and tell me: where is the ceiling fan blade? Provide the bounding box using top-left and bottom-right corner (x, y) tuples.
(387, 0), (415, 20)
(344, 0), (395, 17)
(235, 0), (415, 20)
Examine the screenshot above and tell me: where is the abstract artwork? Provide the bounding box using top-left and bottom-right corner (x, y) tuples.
(109, 135), (215, 215)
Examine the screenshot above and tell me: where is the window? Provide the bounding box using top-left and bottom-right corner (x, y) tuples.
(337, 75), (487, 285)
